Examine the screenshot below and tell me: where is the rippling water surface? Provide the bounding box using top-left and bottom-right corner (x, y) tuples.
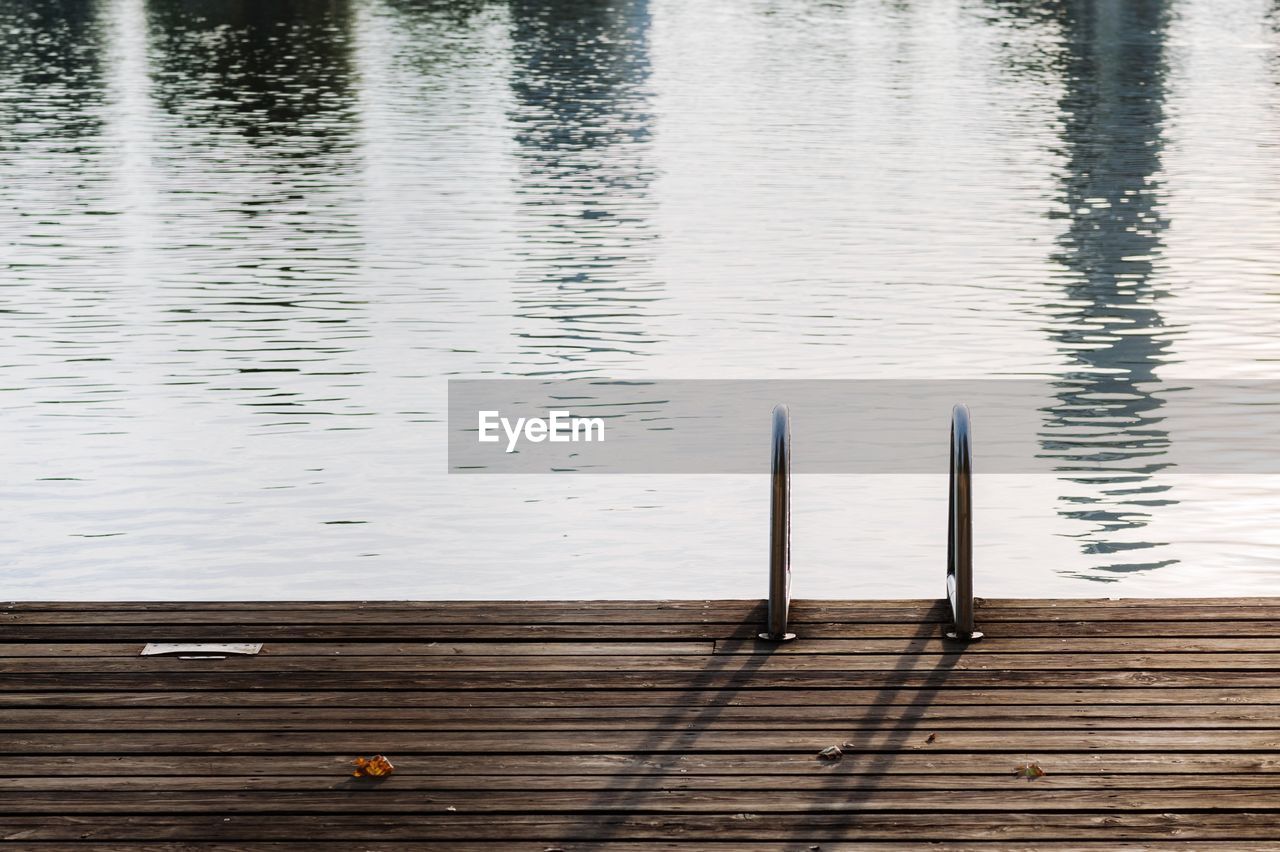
(3, 0), (1280, 599)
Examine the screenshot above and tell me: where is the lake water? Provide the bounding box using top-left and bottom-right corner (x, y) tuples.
(3, 0), (1280, 600)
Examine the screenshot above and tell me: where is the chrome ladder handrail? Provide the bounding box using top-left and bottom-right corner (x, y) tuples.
(947, 403), (982, 641)
(761, 404), (796, 641)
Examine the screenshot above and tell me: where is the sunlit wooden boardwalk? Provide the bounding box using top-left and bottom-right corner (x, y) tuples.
(7, 598), (1280, 849)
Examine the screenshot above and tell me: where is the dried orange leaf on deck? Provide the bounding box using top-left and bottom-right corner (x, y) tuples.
(1013, 762), (1045, 781)
(352, 754), (396, 777)
(817, 745), (844, 761)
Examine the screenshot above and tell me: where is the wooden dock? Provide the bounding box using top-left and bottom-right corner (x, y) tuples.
(7, 598), (1280, 849)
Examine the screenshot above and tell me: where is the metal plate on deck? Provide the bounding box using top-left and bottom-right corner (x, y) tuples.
(141, 643), (262, 657)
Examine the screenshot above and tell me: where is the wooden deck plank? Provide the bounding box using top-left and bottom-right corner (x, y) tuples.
(14, 787), (1280, 813)
(12, 651), (1280, 671)
(8, 669), (1280, 690)
(12, 812), (1280, 841)
(0, 642), (714, 657)
(16, 620), (1280, 641)
(9, 703), (1280, 730)
(10, 596), (1280, 611)
(10, 601), (1280, 624)
(7, 752), (1280, 777)
(717, 637), (1280, 653)
(25, 636), (1280, 656)
(0, 594), (1270, 604)
(17, 772), (1280, 791)
(9, 598), (1280, 846)
(2, 687), (1279, 707)
(210, 636), (1280, 653)
(12, 839), (1280, 844)
(8, 729), (1280, 753)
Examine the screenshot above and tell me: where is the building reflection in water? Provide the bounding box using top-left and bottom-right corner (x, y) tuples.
(1039, 0), (1178, 578)
(0, 0), (108, 143)
(0, 0), (113, 264)
(506, 0), (662, 374)
(141, 0), (369, 421)
(145, 0), (358, 152)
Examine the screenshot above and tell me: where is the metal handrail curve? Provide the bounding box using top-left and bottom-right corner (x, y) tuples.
(947, 403), (982, 641)
(761, 404), (796, 641)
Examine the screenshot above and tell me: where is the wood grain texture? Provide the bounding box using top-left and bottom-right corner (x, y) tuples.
(9, 598), (1280, 846)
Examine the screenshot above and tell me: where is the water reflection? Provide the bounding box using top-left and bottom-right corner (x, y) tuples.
(1040, 0), (1178, 578)
(142, 0), (370, 424)
(0, 0), (107, 142)
(5, 0), (1280, 598)
(146, 0), (358, 148)
(0, 0), (111, 273)
(506, 0), (662, 373)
